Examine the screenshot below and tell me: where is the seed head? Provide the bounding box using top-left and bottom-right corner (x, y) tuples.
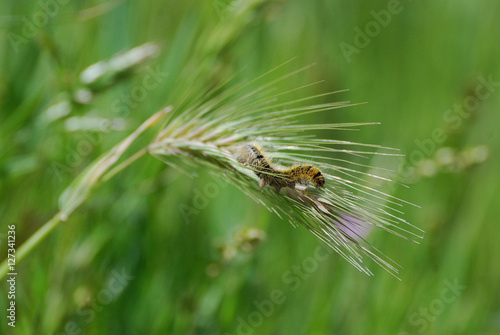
(148, 61), (423, 278)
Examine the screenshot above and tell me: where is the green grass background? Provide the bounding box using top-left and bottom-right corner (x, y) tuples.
(1, 0), (499, 334)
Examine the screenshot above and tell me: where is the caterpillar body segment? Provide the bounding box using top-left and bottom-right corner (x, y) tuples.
(235, 143), (325, 192)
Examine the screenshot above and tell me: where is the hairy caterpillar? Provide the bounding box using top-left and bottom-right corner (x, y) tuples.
(235, 143), (325, 192)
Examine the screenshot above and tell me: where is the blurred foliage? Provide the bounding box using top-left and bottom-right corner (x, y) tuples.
(1, 0), (500, 334)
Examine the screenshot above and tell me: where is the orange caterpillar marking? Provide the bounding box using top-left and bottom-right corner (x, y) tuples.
(236, 143), (325, 192)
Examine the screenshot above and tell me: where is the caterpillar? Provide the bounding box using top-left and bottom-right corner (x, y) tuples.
(235, 143), (325, 192)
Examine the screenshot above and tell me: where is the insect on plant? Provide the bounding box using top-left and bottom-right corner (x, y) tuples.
(148, 59), (424, 279)
(235, 142), (325, 192)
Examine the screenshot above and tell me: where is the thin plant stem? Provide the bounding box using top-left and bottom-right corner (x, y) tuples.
(0, 109), (170, 280)
(0, 212), (63, 280)
(101, 148), (148, 183)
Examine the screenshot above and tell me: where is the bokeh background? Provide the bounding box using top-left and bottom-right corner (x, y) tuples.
(1, 0), (500, 334)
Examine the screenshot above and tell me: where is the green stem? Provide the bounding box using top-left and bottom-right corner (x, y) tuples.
(0, 108), (171, 280)
(101, 148), (148, 183)
(0, 212), (63, 279)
